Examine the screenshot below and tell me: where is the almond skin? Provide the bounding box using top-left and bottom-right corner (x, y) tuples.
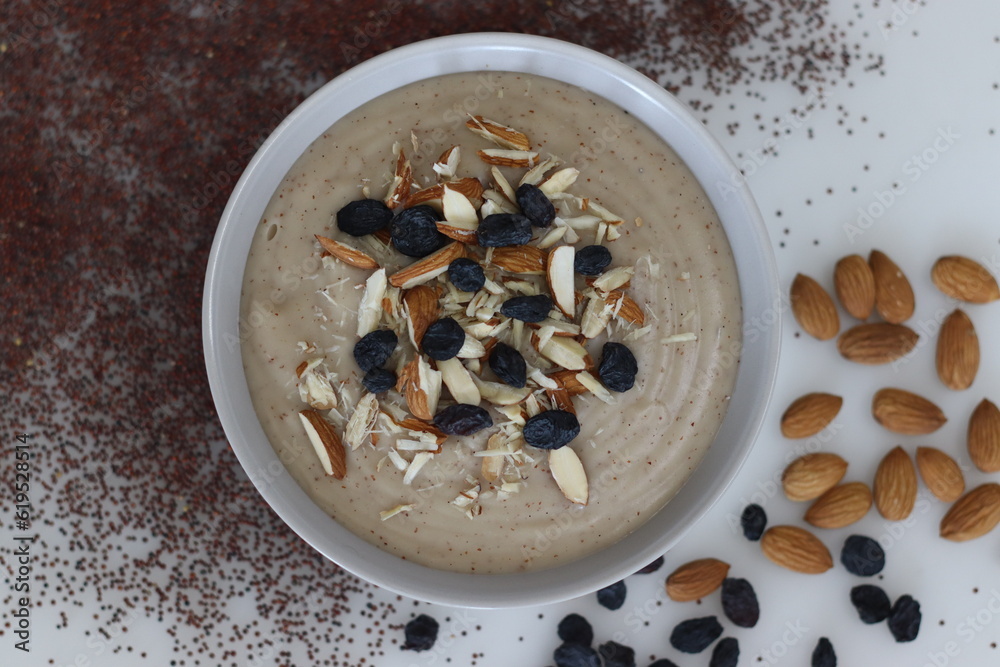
(940, 483), (1000, 542)
(790, 273), (840, 340)
(873, 446), (918, 521)
(872, 388), (947, 435)
(936, 309), (979, 390)
(665, 558), (731, 602)
(837, 323), (918, 365)
(760, 525), (833, 574)
(931, 255), (1000, 303)
(834, 254), (876, 320)
(869, 250), (915, 324)
(968, 398), (1000, 473)
(916, 446), (965, 503)
(804, 482), (872, 529)
(782, 453), (848, 502)
(781, 393), (843, 438)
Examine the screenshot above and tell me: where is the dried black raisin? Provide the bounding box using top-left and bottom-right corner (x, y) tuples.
(598, 640), (636, 667)
(888, 595), (921, 642)
(523, 410), (580, 450)
(361, 368), (396, 394)
(390, 205), (447, 257)
(402, 613), (438, 651)
(709, 637), (739, 667)
(448, 258), (485, 292)
(557, 613), (593, 646)
(721, 578), (759, 628)
(516, 183), (555, 227)
(476, 213), (533, 247)
(489, 342), (527, 388)
(670, 616), (723, 654)
(598, 342), (638, 392)
(574, 245), (612, 276)
(596, 580), (627, 610)
(850, 584), (891, 624)
(840, 534), (885, 577)
(421, 318), (466, 360)
(811, 637), (836, 667)
(635, 555), (664, 574)
(648, 661), (680, 667)
(353, 329), (398, 372)
(432, 404), (492, 436)
(499, 294), (553, 323)
(553, 642), (600, 667)
(741, 503), (767, 541)
(336, 198), (393, 237)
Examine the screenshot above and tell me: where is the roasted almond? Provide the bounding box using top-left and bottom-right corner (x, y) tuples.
(869, 250), (915, 324)
(936, 309), (979, 390)
(782, 453), (848, 502)
(915, 446), (965, 503)
(780, 392), (843, 438)
(837, 322), (918, 364)
(940, 483), (1000, 542)
(315, 235), (380, 270)
(872, 388), (947, 435)
(491, 245), (547, 274)
(804, 482), (872, 529)
(299, 409), (347, 479)
(834, 254), (876, 320)
(665, 558), (731, 602)
(931, 255), (1000, 303)
(388, 242), (465, 289)
(790, 273), (839, 340)
(760, 525), (833, 574)
(465, 116), (531, 151)
(873, 446), (917, 521)
(968, 398), (1000, 473)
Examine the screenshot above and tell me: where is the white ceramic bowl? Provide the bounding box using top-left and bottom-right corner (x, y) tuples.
(203, 33), (780, 608)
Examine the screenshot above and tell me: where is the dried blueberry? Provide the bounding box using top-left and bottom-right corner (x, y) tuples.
(850, 584), (891, 624)
(336, 198), (393, 237)
(353, 329), (398, 372)
(598, 640), (636, 667)
(489, 342), (527, 388)
(648, 661), (680, 667)
(448, 258), (485, 293)
(523, 410), (580, 450)
(557, 613), (593, 646)
(553, 642), (600, 667)
(402, 613), (438, 651)
(635, 555), (664, 574)
(888, 595), (921, 642)
(709, 637), (739, 667)
(740, 503), (767, 541)
(516, 183), (556, 227)
(432, 404), (492, 436)
(840, 534), (885, 577)
(598, 342), (638, 392)
(476, 213), (533, 247)
(721, 578), (759, 628)
(499, 294), (553, 323)
(421, 318), (466, 360)
(596, 580), (627, 610)
(361, 368), (396, 394)
(811, 637), (836, 667)
(574, 245), (612, 276)
(390, 205), (448, 257)
(670, 616), (723, 654)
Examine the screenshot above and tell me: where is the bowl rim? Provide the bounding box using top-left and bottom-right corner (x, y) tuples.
(203, 32), (780, 608)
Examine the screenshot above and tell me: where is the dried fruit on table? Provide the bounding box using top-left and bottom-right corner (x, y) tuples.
(709, 637), (739, 667)
(669, 616), (723, 654)
(597, 641), (635, 667)
(402, 613), (439, 652)
(850, 584), (891, 624)
(811, 637), (837, 667)
(741, 503), (767, 541)
(720, 578), (759, 628)
(887, 595), (921, 642)
(596, 580), (626, 610)
(557, 613), (593, 646)
(840, 534), (885, 577)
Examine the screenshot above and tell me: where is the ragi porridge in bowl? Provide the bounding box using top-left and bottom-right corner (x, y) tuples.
(239, 71), (741, 574)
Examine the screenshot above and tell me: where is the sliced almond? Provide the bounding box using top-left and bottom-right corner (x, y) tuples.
(472, 375), (531, 406)
(299, 409), (346, 478)
(605, 290), (645, 326)
(465, 116), (531, 151)
(873, 446), (918, 520)
(549, 446), (588, 505)
(804, 482), (872, 529)
(407, 177), (485, 210)
(391, 416), (447, 445)
(316, 235), (380, 270)
(538, 167), (580, 195)
(968, 398), (1000, 473)
(384, 144), (412, 209)
(547, 245), (576, 316)
(357, 268), (387, 337)
(591, 266), (634, 292)
(780, 393), (843, 438)
(931, 255), (1000, 303)
(545, 387), (576, 414)
(478, 149), (538, 168)
(837, 323), (918, 364)
(401, 357), (441, 420)
(519, 158), (559, 187)
(403, 285), (440, 349)
(760, 525), (833, 574)
(299, 368), (338, 411)
(665, 558), (731, 602)
(535, 334), (589, 371)
(576, 371), (615, 404)
(388, 242), (466, 289)
(834, 254), (876, 320)
(344, 392), (379, 450)
(916, 446), (965, 503)
(870, 250), (915, 323)
(782, 453), (848, 502)
(437, 357), (481, 405)
(481, 432), (506, 482)
(790, 273), (839, 340)
(940, 483), (1000, 541)
(548, 370), (588, 396)
(580, 295), (612, 339)
(491, 245), (547, 274)
(872, 388), (947, 435)
(936, 309), (979, 390)
(432, 145), (461, 180)
(441, 184), (480, 227)
(456, 334), (487, 359)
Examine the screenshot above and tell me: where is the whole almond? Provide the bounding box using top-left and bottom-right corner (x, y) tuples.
(782, 453), (848, 502)
(834, 254), (876, 319)
(968, 398), (1000, 472)
(936, 309), (979, 390)
(872, 388), (947, 435)
(837, 323), (918, 364)
(915, 446), (965, 503)
(940, 483), (1000, 541)
(869, 250), (915, 323)
(873, 446), (918, 521)
(781, 393), (843, 438)
(804, 482), (873, 529)
(665, 558), (731, 602)
(760, 525), (833, 574)
(931, 255), (1000, 303)
(790, 273), (840, 340)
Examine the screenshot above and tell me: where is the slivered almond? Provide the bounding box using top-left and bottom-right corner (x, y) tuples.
(481, 433), (506, 482)
(478, 149), (538, 167)
(546, 387), (576, 414)
(547, 246), (576, 316)
(519, 158), (559, 186)
(666, 559), (731, 602)
(432, 145), (461, 180)
(872, 388), (947, 435)
(472, 375), (531, 406)
(549, 370), (588, 396)
(400, 357), (441, 420)
(344, 392), (379, 450)
(490, 166), (517, 202)
(605, 290), (645, 326)
(916, 446), (965, 502)
(837, 323), (919, 364)
(316, 235), (380, 270)
(441, 184), (480, 227)
(384, 145), (412, 209)
(549, 446), (588, 505)
(780, 393), (843, 438)
(931, 255), (1000, 303)
(357, 268), (387, 337)
(391, 416), (447, 445)
(299, 409), (346, 479)
(873, 446), (918, 520)
(403, 285), (439, 348)
(592, 266), (634, 292)
(389, 242), (466, 288)
(437, 357), (481, 405)
(580, 295), (612, 339)
(834, 254), (876, 320)
(491, 245), (547, 274)
(406, 177), (485, 209)
(436, 223), (478, 244)
(790, 273), (839, 340)
(465, 115), (531, 151)
(539, 167), (580, 195)
(940, 483), (1000, 541)
(968, 398), (1000, 473)
(870, 250), (915, 323)
(535, 334), (589, 370)
(936, 309), (979, 390)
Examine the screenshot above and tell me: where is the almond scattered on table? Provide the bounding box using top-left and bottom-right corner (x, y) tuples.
(940, 483), (1000, 542)
(837, 322), (918, 365)
(665, 558), (731, 602)
(834, 254), (876, 320)
(873, 446), (917, 521)
(782, 453), (848, 502)
(915, 446), (965, 503)
(871, 388), (947, 435)
(804, 482), (872, 529)
(790, 273), (840, 340)
(869, 250), (915, 324)
(968, 398), (1000, 473)
(931, 255), (1000, 303)
(936, 309), (979, 390)
(780, 392), (843, 438)
(760, 525), (833, 574)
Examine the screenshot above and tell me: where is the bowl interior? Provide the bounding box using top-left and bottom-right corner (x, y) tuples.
(203, 33), (779, 608)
